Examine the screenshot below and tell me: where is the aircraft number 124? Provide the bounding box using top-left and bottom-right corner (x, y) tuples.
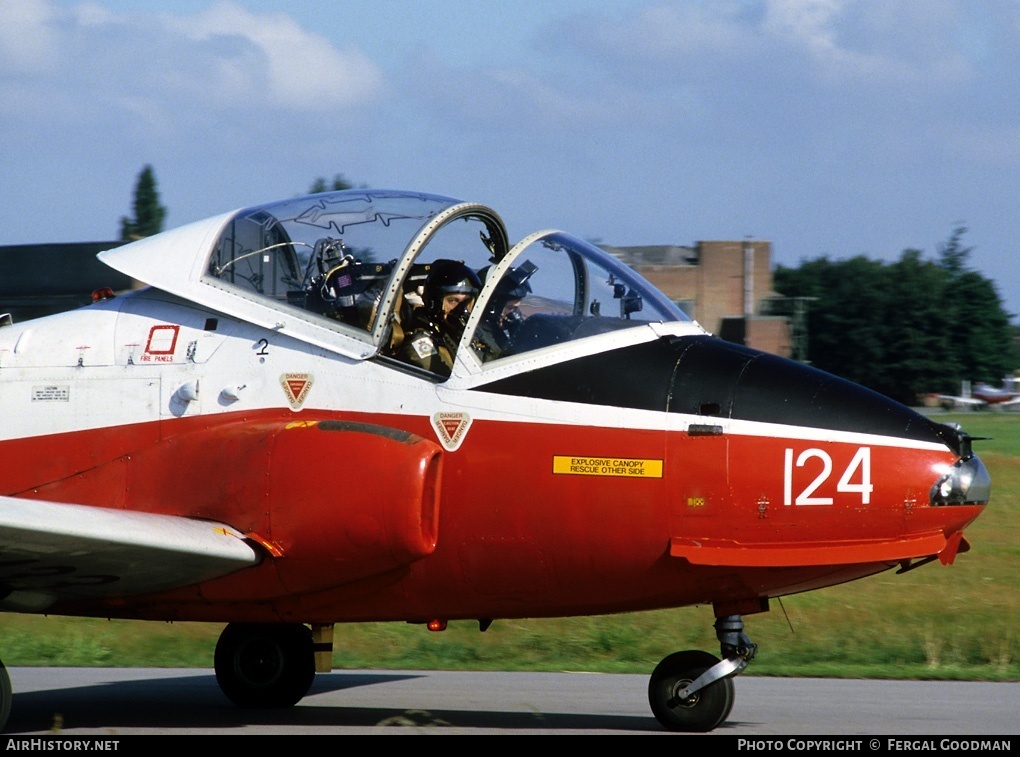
(783, 447), (872, 506)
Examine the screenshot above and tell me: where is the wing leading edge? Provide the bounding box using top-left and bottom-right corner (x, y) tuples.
(0, 496), (260, 612)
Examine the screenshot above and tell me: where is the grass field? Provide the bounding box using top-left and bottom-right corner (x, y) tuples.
(1, 412), (1016, 680)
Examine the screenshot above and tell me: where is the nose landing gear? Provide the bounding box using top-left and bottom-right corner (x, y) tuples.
(648, 614), (757, 732)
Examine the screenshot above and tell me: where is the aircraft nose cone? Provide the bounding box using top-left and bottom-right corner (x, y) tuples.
(668, 336), (964, 454)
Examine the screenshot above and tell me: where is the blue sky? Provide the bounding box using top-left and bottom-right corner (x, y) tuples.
(3, 1), (1019, 322)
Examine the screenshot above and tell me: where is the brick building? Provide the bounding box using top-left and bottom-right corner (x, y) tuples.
(601, 240), (793, 358)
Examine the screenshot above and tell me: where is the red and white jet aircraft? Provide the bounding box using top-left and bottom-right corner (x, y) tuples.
(0, 190), (990, 731)
(938, 379), (1020, 410)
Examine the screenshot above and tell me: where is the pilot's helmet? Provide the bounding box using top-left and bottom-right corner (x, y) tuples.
(424, 259), (481, 317)
(485, 261), (536, 318)
(494, 273), (532, 303)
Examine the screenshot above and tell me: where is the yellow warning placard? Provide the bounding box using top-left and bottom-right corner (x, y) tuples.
(552, 456), (663, 478)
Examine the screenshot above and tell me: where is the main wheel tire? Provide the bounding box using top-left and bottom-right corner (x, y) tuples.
(0, 661), (11, 731)
(214, 623), (315, 709)
(648, 650), (735, 732)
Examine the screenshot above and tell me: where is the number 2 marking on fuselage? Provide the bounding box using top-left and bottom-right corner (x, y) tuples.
(783, 447), (873, 506)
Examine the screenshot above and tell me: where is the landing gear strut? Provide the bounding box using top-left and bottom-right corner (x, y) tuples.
(0, 660), (11, 731)
(648, 614), (757, 732)
(214, 623), (316, 709)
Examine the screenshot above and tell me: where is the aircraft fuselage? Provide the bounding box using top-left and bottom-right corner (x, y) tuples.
(0, 290), (983, 625)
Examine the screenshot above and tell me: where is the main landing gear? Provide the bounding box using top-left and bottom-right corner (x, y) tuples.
(214, 623), (316, 709)
(648, 615), (757, 732)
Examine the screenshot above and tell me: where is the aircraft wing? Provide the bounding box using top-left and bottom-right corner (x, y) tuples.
(0, 495), (260, 612)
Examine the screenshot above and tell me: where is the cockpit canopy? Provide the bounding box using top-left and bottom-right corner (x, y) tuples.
(110, 189), (692, 376)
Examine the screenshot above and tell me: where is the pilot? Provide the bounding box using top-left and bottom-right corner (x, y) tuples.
(398, 259), (481, 375)
(474, 261), (535, 361)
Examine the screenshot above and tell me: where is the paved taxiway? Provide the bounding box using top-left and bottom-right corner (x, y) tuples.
(4, 668), (1018, 735)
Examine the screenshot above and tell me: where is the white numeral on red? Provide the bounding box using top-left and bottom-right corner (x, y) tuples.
(784, 447), (872, 506)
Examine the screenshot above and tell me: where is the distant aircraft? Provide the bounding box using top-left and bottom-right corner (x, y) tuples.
(938, 379), (1020, 410)
(0, 190), (990, 732)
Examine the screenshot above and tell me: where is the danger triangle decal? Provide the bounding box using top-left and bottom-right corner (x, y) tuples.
(280, 373), (314, 409)
(431, 411), (472, 451)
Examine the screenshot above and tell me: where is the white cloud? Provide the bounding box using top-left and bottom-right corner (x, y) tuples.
(579, 3), (753, 60)
(73, 1), (123, 27)
(161, 0), (383, 110)
(548, 2), (761, 76)
(0, 0), (384, 116)
(546, 1), (976, 92)
(0, 0), (62, 73)
(764, 0), (844, 50)
(762, 0), (971, 86)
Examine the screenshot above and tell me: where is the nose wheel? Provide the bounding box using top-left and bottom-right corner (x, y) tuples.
(648, 614), (756, 732)
(648, 650), (734, 731)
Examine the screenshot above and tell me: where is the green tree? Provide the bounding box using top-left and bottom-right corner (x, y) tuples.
(881, 249), (955, 403)
(775, 256), (889, 389)
(309, 174), (354, 194)
(120, 165), (166, 241)
(773, 228), (1016, 405)
(938, 224), (970, 276)
(934, 226), (1015, 391)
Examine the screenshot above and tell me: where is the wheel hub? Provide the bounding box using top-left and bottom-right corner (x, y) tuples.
(668, 678), (702, 709)
(235, 637), (286, 688)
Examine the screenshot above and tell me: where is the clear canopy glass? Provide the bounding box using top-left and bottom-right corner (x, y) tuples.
(202, 189), (689, 375)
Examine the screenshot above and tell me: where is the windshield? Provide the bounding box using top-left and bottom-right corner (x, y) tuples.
(467, 231), (689, 365)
